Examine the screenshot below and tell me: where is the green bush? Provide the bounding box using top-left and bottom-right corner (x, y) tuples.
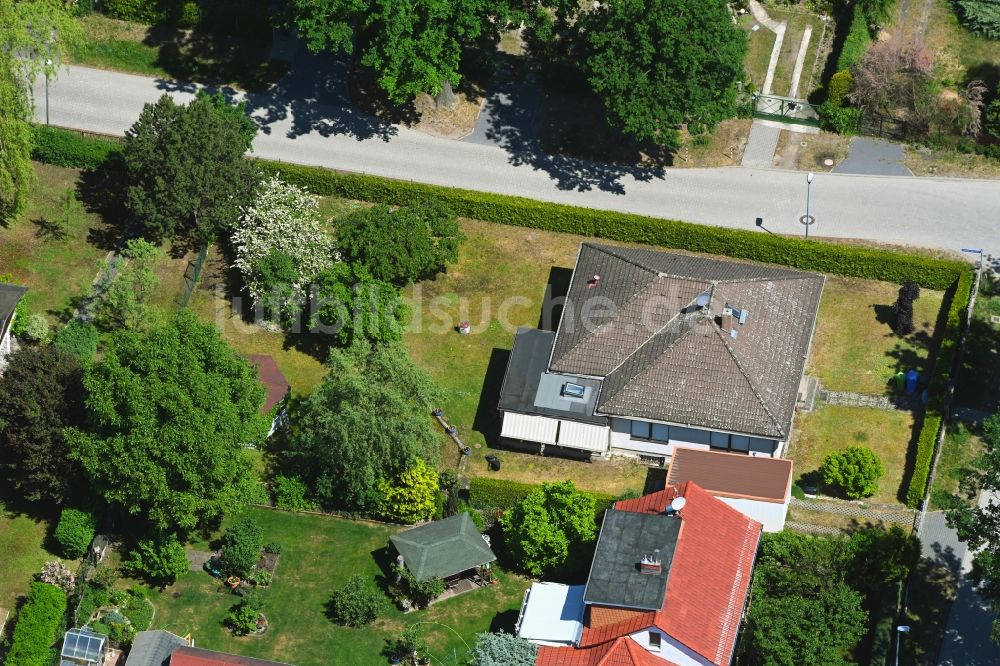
(103, 0), (165, 23)
(907, 412), (943, 508)
(389, 563), (446, 609)
(271, 475), (315, 512)
(30, 125), (122, 170)
(226, 588), (264, 635)
(827, 70), (854, 106)
(466, 476), (642, 516)
(219, 516), (263, 578)
(821, 446), (885, 499)
(256, 160), (966, 290)
(22, 314), (50, 343)
(329, 575), (387, 627)
(123, 537), (188, 583)
(6, 582), (68, 666)
(54, 508), (98, 559)
(837, 5), (872, 72)
(54, 321), (100, 362)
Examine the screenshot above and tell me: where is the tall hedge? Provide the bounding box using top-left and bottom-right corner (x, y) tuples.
(30, 125), (122, 170)
(469, 477), (616, 514)
(837, 5), (872, 72)
(6, 582), (68, 666)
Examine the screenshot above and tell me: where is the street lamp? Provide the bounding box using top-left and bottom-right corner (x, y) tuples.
(44, 58), (52, 125)
(894, 625), (911, 666)
(800, 172), (815, 239)
(961, 247), (984, 268)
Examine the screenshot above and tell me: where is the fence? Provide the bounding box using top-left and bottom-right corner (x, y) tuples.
(857, 112), (908, 141)
(751, 94), (821, 127)
(178, 245), (209, 309)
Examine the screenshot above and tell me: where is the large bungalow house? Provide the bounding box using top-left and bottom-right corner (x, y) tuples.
(517, 481), (763, 665)
(0, 282), (27, 371)
(498, 243), (824, 463)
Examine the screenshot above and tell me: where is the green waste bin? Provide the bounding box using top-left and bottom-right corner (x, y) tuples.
(894, 372), (906, 392)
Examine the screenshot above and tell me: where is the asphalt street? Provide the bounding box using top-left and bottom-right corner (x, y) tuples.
(35, 64), (1000, 259)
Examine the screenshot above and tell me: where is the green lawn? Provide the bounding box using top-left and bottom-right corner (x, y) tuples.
(923, 0), (1000, 91)
(789, 404), (917, 505)
(0, 163), (109, 322)
(739, 14), (777, 93)
(0, 507), (59, 610)
(929, 420), (987, 509)
(808, 276), (945, 395)
(768, 8), (826, 98)
(150, 507), (529, 666)
(954, 287), (1000, 411)
(69, 15), (288, 91)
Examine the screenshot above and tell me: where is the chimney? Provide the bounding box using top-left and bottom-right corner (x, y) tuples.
(639, 550), (662, 575)
(587, 274), (601, 288)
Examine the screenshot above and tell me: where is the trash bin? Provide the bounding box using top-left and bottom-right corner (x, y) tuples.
(485, 454), (501, 471)
(894, 371), (906, 392)
(905, 369), (919, 394)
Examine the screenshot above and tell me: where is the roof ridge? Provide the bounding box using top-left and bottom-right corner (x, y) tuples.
(712, 272), (823, 285)
(710, 325), (786, 438)
(586, 243), (662, 276)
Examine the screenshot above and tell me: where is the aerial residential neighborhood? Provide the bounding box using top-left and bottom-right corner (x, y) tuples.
(1, 1), (1000, 666)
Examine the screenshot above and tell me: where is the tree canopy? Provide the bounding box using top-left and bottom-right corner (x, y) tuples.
(123, 91), (258, 244)
(945, 412), (1000, 641)
(280, 341), (440, 515)
(500, 481), (597, 577)
(311, 262), (409, 346)
(65, 312), (270, 533)
(336, 198), (464, 286)
(98, 238), (161, 331)
(582, 0), (747, 147)
(0, 345), (86, 504)
(820, 446), (885, 499)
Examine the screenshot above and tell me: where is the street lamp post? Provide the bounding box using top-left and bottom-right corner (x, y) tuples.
(804, 171), (814, 239)
(44, 58), (52, 125)
(894, 625), (911, 666)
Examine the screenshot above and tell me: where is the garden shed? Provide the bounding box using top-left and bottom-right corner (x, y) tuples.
(60, 628), (107, 666)
(390, 513), (496, 584)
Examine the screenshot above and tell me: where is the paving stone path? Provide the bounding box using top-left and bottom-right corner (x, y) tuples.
(821, 389), (919, 411)
(786, 521), (842, 535)
(791, 497), (917, 525)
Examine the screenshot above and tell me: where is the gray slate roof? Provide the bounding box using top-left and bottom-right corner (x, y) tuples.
(497, 328), (607, 425)
(125, 630), (188, 666)
(390, 513), (496, 582)
(583, 509), (681, 611)
(0, 283), (27, 324)
(550, 244), (824, 439)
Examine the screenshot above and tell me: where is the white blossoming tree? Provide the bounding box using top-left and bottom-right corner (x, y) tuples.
(232, 176), (336, 324)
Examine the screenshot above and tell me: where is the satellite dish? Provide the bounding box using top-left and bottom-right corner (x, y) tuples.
(695, 292), (710, 308)
(670, 497), (687, 512)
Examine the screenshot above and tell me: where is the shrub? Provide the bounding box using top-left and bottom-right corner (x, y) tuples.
(329, 575), (387, 627)
(837, 5), (872, 72)
(827, 70), (854, 106)
(219, 516), (264, 578)
(379, 459), (439, 524)
(54, 321), (100, 361)
(227, 589), (264, 635)
(22, 314), (50, 343)
(38, 560), (76, 593)
(30, 125), (122, 170)
(470, 631), (538, 666)
(820, 102), (862, 134)
(5, 582), (68, 666)
(389, 563), (446, 609)
(907, 412), (943, 507)
(821, 446), (885, 499)
(272, 475), (315, 512)
(123, 537), (189, 583)
(54, 508), (98, 559)
(102, 0), (167, 23)
(468, 477), (616, 514)
(263, 541), (282, 555)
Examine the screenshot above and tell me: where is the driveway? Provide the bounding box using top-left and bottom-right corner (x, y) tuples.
(34, 64), (1000, 259)
(834, 137), (912, 177)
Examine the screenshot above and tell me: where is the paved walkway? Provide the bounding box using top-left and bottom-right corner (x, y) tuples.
(834, 137), (912, 176)
(740, 122), (781, 168)
(788, 25), (813, 99)
(791, 497), (916, 524)
(822, 389), (919, 411)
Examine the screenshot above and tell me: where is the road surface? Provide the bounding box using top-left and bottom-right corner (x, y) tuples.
(34, 64), (1000, 259)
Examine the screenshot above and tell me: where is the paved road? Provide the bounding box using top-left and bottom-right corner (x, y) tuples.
(34, 65), (1000, 258)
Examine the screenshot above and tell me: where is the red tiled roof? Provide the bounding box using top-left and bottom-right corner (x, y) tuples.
(537, 637), (678, 666)
(578, 612), (657, 648)
(169, 646), (291, 666)
(616, 482), (763, 666)
(247, 354), (291, 414)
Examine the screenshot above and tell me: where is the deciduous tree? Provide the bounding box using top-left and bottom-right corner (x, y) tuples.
(281, 341), (440, 515)
(379, 459), (439, 524)
(99, 238), (160, 331)
(820, 446), (885, 499)
(123, 92), (258, 244)
(123, 536), (189, 584)
(219, 516), (264, 578)
(311, 262), (408, 346)
(329, 574), (387, 627)
(65, 312), (270, 533)
(0, 345), (86, 503)
(500, 481), (596, 576)
(582, 0), (747, 148)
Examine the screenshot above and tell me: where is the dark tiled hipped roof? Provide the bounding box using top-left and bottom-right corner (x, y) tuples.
(667, 447), (793, 503)
(549, 244), (824, 439)
(126, 630), (188, 666)
(0, 283), (27, 324)
(390, 513), (496, 582)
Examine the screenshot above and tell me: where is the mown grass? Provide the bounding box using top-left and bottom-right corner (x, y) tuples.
(0, 163), (108, 322)
(739, 14), (778, 93)
(768, 8), (826, 97)
(789, 404), (917, 506)
(0, 506), (59, 609)
(150, 507), (529, 666)
(929, 421), (987, 509)
(954, 288), (1000, 411)
(808, 276), (944, 395)
(68, 15), (288, 91)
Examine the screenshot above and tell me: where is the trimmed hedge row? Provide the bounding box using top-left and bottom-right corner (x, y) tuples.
(255, 160), (967, 291)
(27, 126), (968, 291)
(468, 477), (616, 514)
(6, 582), (68, 666)
(31, 125), (122, 170)
(837, 5), (871, 72)
(904, 269), (975, 507)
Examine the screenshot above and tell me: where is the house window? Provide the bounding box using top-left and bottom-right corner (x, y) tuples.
(648, 631), (662, 651)
(710, 431), (730, 449)
(730, 435), (751, 452)
(630, 420), (652, 440)
(651, 424), (669, 442)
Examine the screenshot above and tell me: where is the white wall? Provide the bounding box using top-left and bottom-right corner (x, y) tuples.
(628, 628), (714, 666)
(718, 496), (788, 532)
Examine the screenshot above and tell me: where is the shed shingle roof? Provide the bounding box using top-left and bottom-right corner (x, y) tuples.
(0, 283), (27, 325)
(169, 646), (290, 666)
(666, 446), (793, 503)
(390, 513), (496, 582)
(548, 244), (824, 439)
(125, 630), (188, 666)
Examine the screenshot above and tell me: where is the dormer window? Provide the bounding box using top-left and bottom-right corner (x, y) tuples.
(649, 631), (662, 651)
(561, 382), (585, 398)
